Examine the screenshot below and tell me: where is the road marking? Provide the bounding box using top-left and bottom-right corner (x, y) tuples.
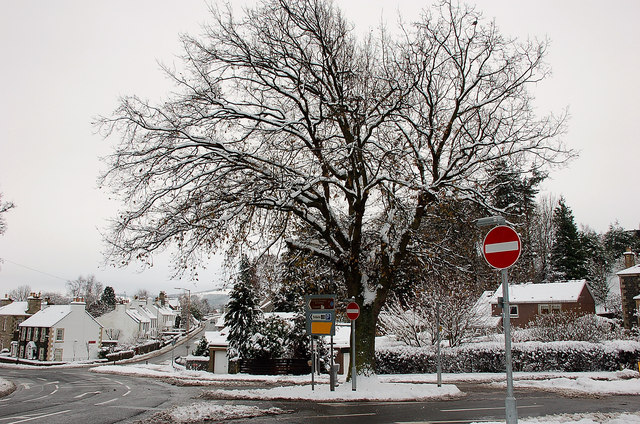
(5, 409), (71, 424)
(440, 405), (542, 412)
(123, 384), (131, 397)
(50, 384), (59, 395)
(95, 398), (119, 406)
(74, 391), (101, 399)
(307, 413), (377, 419)
(397, 420), (495, 423)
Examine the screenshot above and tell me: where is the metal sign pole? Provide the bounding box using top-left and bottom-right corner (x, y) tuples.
(351, 317), (356, 391)
(436, 302), (442, 387)
(311, 336), (315, 391)
(502, 268), (518, 424)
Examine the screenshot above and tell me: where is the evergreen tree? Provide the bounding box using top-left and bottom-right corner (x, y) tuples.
(101, 286), (117, 309)
(225, 255), (263, 360)
(193, 336), (209, 357)
(551, 198), (586, 280)
(603, 221), (640, 267)
(579, 228), (608, 304)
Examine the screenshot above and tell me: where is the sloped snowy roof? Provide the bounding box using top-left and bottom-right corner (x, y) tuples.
(19, 305), (71, 327)
(633, 294), (640, 300)
(489, 280), (589, 304)
(0, 301), (29, 316)
(127, 309), (150, 323)
(617, 265), (640, 276)
(471, 291), (501, 328)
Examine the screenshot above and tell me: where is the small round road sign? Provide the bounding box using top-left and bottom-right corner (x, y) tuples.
(346, 302), (360, 320)
(482, 225), (522, 269)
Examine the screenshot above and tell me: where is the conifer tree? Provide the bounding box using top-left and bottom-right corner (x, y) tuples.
(225, 256), (262, 360)
(551, 198), (586, 280)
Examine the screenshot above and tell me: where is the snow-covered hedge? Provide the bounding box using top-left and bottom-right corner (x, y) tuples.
(375, 340), (640, 374)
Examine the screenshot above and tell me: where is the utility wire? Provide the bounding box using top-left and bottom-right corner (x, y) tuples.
(0, 257), (70, 282)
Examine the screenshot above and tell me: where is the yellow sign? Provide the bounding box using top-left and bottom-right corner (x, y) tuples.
(311, 321), (333, 335)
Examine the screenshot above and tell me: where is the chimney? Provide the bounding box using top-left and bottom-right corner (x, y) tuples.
(70, 298), (86, 313)
(624, 248), (636, 269)
(159, 291), (166, 306)
(1, 295), (13, 308)
(26, 293), (42, 314)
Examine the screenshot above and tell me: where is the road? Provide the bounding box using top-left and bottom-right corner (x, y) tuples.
(228, 383), (640, 423)
(0, 367), (201, 424)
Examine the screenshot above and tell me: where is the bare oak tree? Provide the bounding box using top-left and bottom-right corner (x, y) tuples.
(97, 0), (571, 374)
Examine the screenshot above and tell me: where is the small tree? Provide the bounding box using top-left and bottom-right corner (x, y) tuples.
(0, 192), (14, 237)
(193, 336), (209, 357)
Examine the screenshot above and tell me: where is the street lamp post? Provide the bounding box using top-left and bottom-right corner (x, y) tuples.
(174, 287), (191, 335)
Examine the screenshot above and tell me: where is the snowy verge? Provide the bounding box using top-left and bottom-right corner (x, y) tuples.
(136, 403), (289, 424)
(201, 377), (462, 402)
(474, 412), (640, 424)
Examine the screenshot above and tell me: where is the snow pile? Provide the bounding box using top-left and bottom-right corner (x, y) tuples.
(202, 375), (461, 402)
(139, 402), (288, 423)
(475, 412), (640, 424)
(0, 377), (14, 396)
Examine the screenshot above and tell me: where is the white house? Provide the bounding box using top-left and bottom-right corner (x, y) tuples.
(17, 299), (103, 362)
(97, 302), (151, 344)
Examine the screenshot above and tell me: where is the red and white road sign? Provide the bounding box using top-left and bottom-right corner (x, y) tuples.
(346, 302), (360, 320)
(482, 225), (522, 269)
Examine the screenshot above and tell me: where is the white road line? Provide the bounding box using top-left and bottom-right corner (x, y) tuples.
(397, 420), (494, 424)
(74, 391), (101, 399)
(50, 384), (59, 395)
(95, 398), (119, 406)
(440, 405), (542, 412)
(307, 413), (377, 419)
(6, 409), (71, 424)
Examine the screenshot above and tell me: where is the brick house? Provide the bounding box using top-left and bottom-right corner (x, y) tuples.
(617, 250), (640, 329)
(0, 294), (42, 353)
(490, 280), (596, 328)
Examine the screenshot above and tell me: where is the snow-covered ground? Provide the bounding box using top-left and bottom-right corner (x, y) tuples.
(0, 377), (14, 396)
(88, 363), (640, 423)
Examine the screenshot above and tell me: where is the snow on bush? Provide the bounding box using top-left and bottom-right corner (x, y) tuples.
(376, 340), (640, 374)
(138, 402), (288, 423)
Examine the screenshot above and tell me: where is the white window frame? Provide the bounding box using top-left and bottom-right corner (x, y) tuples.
(55, 328), (64, 342)
(509, 305), (519, 318)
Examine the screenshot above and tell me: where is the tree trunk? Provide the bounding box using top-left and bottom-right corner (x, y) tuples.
(352, 300), (378, 376)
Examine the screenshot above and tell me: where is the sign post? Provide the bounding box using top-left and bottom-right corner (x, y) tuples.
(346, 299), (359, 391)
(482, 224), (521, 424)
(305, 295), (336, 391)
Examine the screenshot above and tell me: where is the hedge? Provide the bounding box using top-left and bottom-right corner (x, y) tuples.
(375, 341), (640, 374)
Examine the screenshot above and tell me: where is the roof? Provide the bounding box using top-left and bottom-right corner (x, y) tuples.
(127, 309), (150, 323)
(617, 265), (640, 276)
(634, 294), (640, 300)
(0, 301), (29, 316)
(489, 280), (590, 304)
(471, 291), (502, 328)
(19, 305), (71, 327)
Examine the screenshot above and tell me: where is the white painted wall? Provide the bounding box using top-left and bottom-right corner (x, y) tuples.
(50, 302), (102, 361)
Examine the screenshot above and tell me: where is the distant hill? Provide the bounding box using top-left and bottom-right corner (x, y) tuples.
(194, 289), (230, 310)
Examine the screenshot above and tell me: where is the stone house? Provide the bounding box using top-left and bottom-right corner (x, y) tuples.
(0, 294), (42, 353)
(490, 280), (596, 328)
(617, 250), (640, 329)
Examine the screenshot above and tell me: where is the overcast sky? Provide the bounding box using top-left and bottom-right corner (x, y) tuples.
(1, 0), (639, 296)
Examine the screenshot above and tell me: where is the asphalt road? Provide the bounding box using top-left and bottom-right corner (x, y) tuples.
(0, 367), (199, 424)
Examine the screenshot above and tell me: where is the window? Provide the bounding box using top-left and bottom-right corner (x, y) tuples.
(27, 327), (32, 340)
(55, 328), (64, 342)
(2, 317), (6, 332)
(39, 347), (45, 361)
(34, 328), (39, 341)
(21, 327), (26, 341)
(54, 349), (62, 361)
(40, 328), (46, 342)
(538, 304), (562, 314)
(509, 305), (519, 317)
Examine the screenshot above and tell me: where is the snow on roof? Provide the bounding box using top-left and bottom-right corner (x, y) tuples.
(471, 291), (501, 328)
(633, 294), (640, 300)
(19, 305), (71, 328)
(205, 330), (228, 346)
(0, 301), (29, 316)
(127, 309), (150, 323)
(617, 265), (640, 276)
(489, 280), (589, 304)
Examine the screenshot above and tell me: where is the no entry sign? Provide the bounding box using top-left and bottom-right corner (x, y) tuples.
(346, 302), (360, 320)
(482, 225), (521, 269)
